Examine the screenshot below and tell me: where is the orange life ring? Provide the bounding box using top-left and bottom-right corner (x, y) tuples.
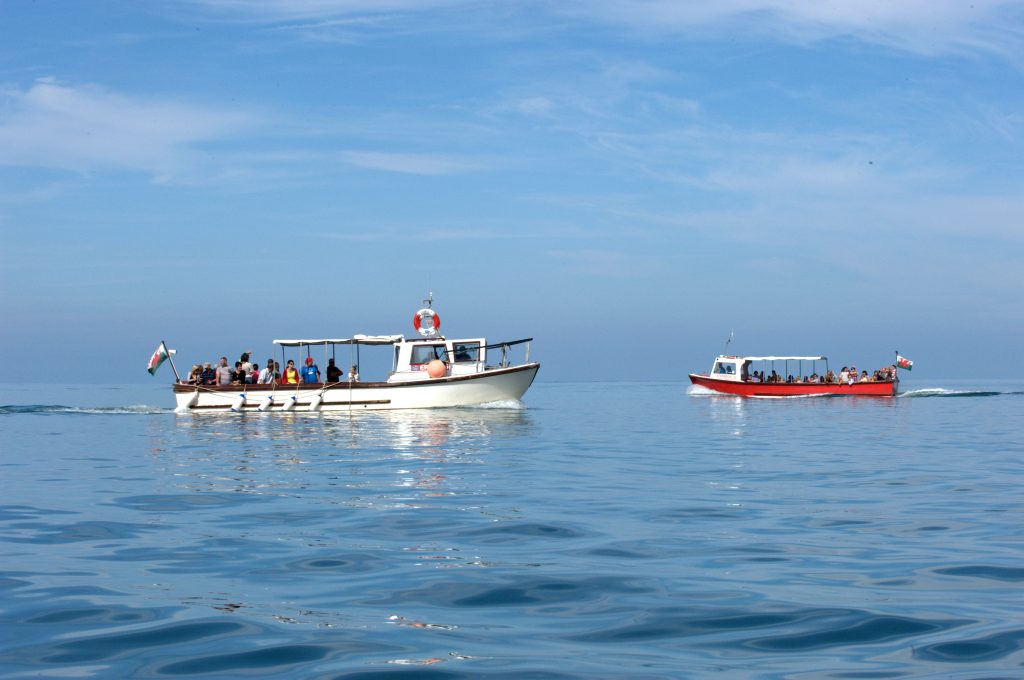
(413, 308), (441, 336)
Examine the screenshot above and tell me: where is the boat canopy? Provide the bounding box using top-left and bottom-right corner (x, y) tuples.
(274, 335), (404, 347)
(737, 355), (827, 362)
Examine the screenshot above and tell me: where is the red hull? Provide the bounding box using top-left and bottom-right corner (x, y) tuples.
(688, 374), (897, 397)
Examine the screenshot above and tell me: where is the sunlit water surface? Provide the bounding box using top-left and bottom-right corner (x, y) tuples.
(1, 380), (1022, 678)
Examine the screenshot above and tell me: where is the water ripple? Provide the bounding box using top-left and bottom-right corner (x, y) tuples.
(156, 643), (331, 674)
(570, 605), (970, 654)
(934, 565), (1024, 582)
(39, 620), (246, 663)
(915, 628), (1024, 662)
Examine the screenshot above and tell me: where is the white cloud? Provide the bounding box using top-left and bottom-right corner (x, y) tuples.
(339, 150), (483, 175)
(0, 78), (253, 179)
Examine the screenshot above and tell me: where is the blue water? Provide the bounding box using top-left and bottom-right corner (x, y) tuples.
(1, 380), (1022, 678)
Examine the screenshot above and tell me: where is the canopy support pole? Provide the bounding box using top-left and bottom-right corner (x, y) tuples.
(164, 340), (182, 382)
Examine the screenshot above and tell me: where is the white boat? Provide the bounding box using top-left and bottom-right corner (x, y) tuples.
(171, 301), (539, 412)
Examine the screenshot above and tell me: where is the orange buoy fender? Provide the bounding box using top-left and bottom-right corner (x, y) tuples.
(426, 359), (447, 378)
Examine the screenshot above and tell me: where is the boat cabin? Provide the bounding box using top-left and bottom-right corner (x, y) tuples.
(390, 337), (488, 382)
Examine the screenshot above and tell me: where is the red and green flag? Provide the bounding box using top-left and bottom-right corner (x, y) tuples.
(147, 342), (174, 375)
(896, 354), (913, 371)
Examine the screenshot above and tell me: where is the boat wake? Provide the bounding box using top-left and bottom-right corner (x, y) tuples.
(897, 388), (1016, 398)
(0, 404), (171, 415)
(467, 399), (526, 410)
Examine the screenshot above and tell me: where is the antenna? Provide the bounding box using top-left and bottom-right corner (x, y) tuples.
(722, 330), (734, 355)
(423, 291), (433, 309)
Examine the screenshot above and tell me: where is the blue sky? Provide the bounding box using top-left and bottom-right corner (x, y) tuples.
(1, 1), (1022, 382)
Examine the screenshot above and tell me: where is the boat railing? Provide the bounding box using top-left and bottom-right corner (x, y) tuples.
(481, 338), (533, 369)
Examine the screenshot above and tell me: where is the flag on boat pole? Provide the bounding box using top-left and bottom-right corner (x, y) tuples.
(147, 341), (177, 376)
(896, 354), (913, 371)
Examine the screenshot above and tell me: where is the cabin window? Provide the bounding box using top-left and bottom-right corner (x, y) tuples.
(714, 362), (736, 375)
(411, 345), (448, 364)
(452, 342), (480, 363)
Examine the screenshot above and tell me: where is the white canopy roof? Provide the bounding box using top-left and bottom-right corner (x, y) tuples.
(721, 355), (827, 362)
(274, 334), (404, 347)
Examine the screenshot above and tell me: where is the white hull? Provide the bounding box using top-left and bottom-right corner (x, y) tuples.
(174, 364), (539, 412)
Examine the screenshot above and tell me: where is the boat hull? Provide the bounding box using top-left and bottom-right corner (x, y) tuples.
(174, 363), (540, 412)
(689, 373), (896, 397)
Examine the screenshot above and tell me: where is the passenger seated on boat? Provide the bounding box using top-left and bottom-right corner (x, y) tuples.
(749, 372), (760, 382)
(249, 364), (259, 384)
(258, 361), (275, 384)
(186, 364), (201, 384)
(823, 370), (835, 383)
(301, 356), (320, 384)
(349, 365), (360, 382)
(769, 370), (779, 383)
(200, 362), (215, 385)
(282, 360), (299, 384)
(233, 361), (246, 385)
(326, 358), (342, 383)
(861, 370), (870, 382)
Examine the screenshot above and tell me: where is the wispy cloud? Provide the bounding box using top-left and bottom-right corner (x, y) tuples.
(555, 0), (1024, 59)
(339, 150), (485, 176)
(186, 0), (1024, 60)
(545, 248), (668, 278)
(0, 78), (254, 180)
(320, 221), (591, 242)
(185, 0), (469, 20)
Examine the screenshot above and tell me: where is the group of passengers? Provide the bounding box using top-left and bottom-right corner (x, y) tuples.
(747, 365), (896, 384)
(183, 352), (358, 386)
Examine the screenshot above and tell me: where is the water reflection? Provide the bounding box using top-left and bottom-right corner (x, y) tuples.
(698, 391), (898, 434)
(148, 408), (535, 503)
(168, 407), (532, 448)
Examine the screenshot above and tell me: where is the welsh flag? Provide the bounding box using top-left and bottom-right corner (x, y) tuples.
(896, 354), (913, 371)
(147, 342), (174, 375)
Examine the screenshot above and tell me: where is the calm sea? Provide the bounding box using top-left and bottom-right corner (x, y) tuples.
(1, 380), (1022, 679)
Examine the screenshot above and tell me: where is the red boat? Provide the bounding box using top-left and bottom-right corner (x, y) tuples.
(689, 355), (898, 397)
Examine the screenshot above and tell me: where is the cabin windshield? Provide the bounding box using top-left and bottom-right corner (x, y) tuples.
(713, 362), (736, 375)
(411, 344), (448, 364)
(452, 342), (481, 363)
